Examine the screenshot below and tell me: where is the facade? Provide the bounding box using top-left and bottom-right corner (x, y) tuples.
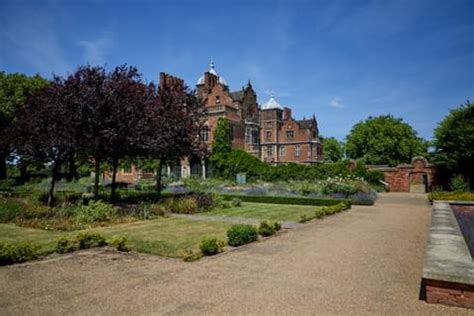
(368, 156), (436, 192)
(260, 97), (322, 164)
(111, 62), (323, 183)
(196, 62), (260, 157)
(197, 61), (323, 165)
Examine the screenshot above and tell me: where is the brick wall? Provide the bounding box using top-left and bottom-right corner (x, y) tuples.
(369, 157), (436, 192)
(425, 279), (474, 308)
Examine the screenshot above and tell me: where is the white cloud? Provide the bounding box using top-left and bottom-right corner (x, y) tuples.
(1, 9), (70, 75)
(329, 97), (344, 108)
(78, 31), (114, 66)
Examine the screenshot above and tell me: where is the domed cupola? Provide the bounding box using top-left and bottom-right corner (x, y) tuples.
(261, 95), (283, 110)
(197, 60), (228, 86)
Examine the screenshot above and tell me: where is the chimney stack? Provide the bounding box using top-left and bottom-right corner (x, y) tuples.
(283, 107), (292, 120)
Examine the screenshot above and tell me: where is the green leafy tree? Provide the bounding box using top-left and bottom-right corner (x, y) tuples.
(322, 136), (344, 162)
(0, 72), (48, 180)
(433, 101), (474, 189)
(345, 115), (427, 166)
(209, 118), (232, 177)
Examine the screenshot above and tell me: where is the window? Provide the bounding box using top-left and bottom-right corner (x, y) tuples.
(287, 130), (294, 139)
(215, 95), (220, 104)
(266, 121), (273, 128)
(279, 145), (286, 157)
(266, 131), (272, 140)
(267, 145), (273, 156)
(245, 128), (251, 144)
(295, 144), (301, 157)
(200, 126), (209, 142)
(252, 130), (259, 145)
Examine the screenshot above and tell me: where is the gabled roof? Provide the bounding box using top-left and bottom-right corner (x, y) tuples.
(296, 119), (315, 129)
(230, 90), (244, 102)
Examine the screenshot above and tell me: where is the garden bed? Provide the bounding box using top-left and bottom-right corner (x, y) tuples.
(451, 204), (474, 258)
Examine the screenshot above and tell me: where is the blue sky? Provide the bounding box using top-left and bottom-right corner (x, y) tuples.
(1, 0), (473, 141)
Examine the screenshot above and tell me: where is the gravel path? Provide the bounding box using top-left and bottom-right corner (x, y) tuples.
(0, 193), (469, 315)
(169, 213), (300, 229)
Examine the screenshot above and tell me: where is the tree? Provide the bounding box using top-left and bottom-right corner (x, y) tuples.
(141, 78), (206, 193)
(433, 101), (474, 188)
(345, 115), (427, 166)
(322, 136), (344, 162)
(0, 72), (48, 180)
(14, 77), (76, 206)
(209, 118), (232, 177)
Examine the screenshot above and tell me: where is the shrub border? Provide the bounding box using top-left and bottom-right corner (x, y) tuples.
(219, 194), (352, 207)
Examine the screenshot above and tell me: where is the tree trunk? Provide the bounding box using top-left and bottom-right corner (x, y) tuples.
(111, 157), (118, 203)
(0, 152), (6, 180)
(19, 159), (28, 184)
(66, 154), (78, 182)
(48, 162), (59, 207)
(94, 159), (100, 200)
(155, 159), (163, 198)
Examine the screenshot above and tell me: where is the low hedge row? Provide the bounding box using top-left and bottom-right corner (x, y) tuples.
(428, 191), (474, 202)
(219, 194), (351, 207)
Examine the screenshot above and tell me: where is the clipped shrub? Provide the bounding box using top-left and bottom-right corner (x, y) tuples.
(315, 209), (324, 219)
(76, 233), (107, 249)
(200, 238), (225, 256)
(273, 221), (282, 231)
(321, 202), (351, 216)
(0, 242), (39, 265)
(231, 198), (242, 207)
(299, 214), (310, 223)
(75, 200), (118, 225)
(56, 237), (75, 254)
(219, 194), (350, 207)
(429, 191), (474, 201)
(111, 236), (129, 252)
(181, 248), (202, 262)
(258, 221), (280, 237)
(227, 224), (258, 246)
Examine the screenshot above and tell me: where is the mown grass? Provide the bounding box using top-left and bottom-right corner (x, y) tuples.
(0, 217), (232, 259)
(207, 202), (323, 222)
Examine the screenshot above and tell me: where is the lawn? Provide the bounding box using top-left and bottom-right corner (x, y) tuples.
(207, 202), (322, 222)
(0, 217), (232, 258)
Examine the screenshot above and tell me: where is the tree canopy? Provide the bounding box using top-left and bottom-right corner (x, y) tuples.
(345, 115), (427, 166)
(12, 65), (206, 203)
(433, 100), (474, 188)
(209, 118), (232, 177)
(322, 136), (344, 162)
(0, 72), (48, 179)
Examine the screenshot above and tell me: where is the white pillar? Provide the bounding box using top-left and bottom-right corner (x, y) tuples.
(202, 160), (206, 179)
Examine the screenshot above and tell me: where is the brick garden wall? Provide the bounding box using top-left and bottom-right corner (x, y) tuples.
(425, 279), (474, 308)
(369, 157), (436, 192)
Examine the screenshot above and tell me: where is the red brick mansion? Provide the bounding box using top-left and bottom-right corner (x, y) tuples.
(114, 62), (323, 182)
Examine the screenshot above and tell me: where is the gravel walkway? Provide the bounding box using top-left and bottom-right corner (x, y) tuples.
(0, 193), (469, 315)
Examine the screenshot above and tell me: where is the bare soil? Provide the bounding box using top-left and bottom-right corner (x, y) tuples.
(0, 193), (470, 315)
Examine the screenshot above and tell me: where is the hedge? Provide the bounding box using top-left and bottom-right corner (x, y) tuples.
(219, 194), (351, 207)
